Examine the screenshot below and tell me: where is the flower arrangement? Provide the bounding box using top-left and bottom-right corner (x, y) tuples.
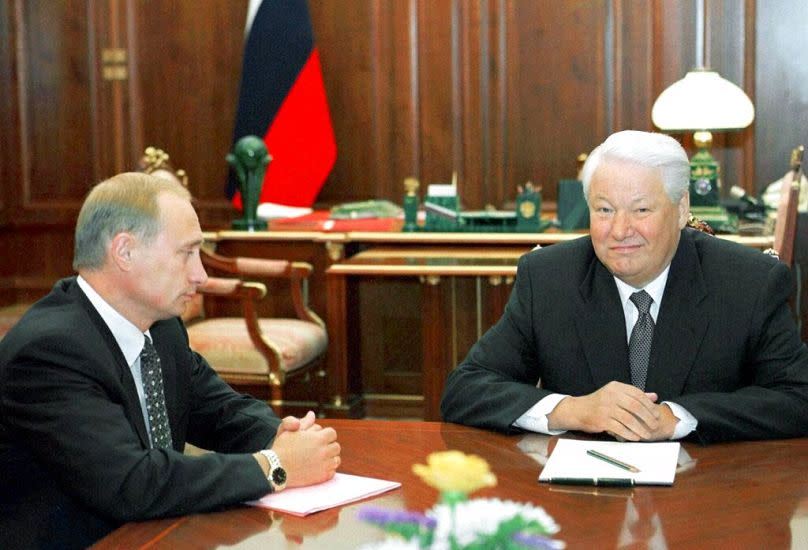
(358, 450), (565, 550)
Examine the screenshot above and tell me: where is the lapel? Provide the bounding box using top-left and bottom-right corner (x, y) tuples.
(68, 279), (151, 447)
(574, 257), (633, 387)
(646, 230), (709, 398)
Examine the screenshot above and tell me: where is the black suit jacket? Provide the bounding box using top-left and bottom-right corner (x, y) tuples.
(441, 229), (808, 443)
(0, 277), (280, 548)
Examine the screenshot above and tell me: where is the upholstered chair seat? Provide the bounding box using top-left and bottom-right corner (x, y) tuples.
(188, 317), (327, 380)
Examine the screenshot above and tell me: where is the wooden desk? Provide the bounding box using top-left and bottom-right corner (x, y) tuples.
(93, 419), (808, 549)
(326, 247), (529, 419)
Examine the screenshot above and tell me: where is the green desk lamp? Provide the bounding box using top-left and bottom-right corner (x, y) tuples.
(651, 0), (754, 230)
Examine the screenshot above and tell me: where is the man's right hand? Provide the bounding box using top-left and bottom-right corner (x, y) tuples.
(270, 423), (340, 488)
(547, 381), (662, 441)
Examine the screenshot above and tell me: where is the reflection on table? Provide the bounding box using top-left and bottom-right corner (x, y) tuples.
(93, 419), (808, 549)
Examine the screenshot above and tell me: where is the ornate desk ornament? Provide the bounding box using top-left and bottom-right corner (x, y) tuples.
(403, 176), (420, 232)
(516, 181), (543, 232)
(227, 135), (272, 231)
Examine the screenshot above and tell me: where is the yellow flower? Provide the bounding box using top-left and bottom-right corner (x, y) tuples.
(412, 450), (497, 495)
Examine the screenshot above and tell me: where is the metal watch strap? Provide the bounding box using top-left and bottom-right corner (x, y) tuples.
(260, 449), (287, 491)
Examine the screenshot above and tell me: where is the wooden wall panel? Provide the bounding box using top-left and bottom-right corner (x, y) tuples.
(508, 0), (611, 201)
(613, 1), (654, 131)
(13, 0), (98, 221)
(755, 0), (808, 189)
(308, 0), (376, 205)
(0, 0), (16, 228)
(130, 0), (247, 226)
(3, 0), (808, 307)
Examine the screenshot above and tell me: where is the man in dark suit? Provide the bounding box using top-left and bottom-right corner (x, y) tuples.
(0, 173), (341, 548)
(441, 130), (808, 444)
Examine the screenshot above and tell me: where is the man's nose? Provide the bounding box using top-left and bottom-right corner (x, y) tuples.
(611, 211), (633, 239)
(191, 254), (208, 286)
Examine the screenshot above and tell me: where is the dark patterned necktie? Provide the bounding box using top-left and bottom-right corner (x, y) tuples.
(140, 336), (173, 449)
(628, 291), (655, 390)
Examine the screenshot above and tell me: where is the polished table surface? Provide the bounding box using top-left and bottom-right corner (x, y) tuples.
(93, 419), (808, 549)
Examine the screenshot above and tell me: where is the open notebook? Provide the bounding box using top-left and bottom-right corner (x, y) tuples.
(538, 439), (680, 486)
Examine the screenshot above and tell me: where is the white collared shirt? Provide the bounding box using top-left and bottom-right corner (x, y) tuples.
(76, 276), (156, 445)
(513, 268), (697, 439)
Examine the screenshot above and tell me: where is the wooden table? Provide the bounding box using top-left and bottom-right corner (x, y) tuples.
(93, 419), (808, 549)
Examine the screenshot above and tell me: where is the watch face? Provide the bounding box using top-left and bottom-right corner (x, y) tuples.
(272, 468), (287, 486)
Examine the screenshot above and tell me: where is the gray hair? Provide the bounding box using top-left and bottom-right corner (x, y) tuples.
(580, 130), (690, 204)
(73, 172), (191, 271)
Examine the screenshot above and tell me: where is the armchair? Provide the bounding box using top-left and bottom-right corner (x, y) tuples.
(186, 251), (328, 415)
(766, 146), (804, 267)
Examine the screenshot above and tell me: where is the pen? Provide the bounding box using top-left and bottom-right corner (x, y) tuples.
(546, 477), (634, 487)
(586, 449), (641, 473)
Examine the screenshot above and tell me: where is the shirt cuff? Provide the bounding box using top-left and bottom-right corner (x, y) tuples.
(663, 401), (698, 439)
(512, 393), (569, 434)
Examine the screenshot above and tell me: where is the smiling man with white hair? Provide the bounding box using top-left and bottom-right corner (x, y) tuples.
(442, 130), (808, 444)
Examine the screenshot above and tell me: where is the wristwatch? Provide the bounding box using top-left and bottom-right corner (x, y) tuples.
(260, 449), (287, 491)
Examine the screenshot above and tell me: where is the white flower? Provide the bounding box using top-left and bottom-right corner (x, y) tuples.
(425, 498), (562, 549)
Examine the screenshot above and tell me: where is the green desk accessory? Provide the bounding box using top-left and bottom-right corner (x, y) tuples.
(515, 181), (542, 231)
(689, 131), (721, 208)
(423, 182), (459, 231)
(330, 199), (403, 219)
(557, 179), (589, 230)
(688, 131), (737, 233)
(227, 135), (271, 231)
(402, 177), (420, 231)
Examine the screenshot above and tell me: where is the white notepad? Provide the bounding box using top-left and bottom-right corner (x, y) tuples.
(247, 473), (401, 516)
(538, 439), (680, 486)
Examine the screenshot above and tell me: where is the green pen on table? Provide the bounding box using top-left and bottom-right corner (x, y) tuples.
(586, 449), (641, 473)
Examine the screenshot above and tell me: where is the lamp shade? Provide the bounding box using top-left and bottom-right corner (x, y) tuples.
(651, 69), (755, 132)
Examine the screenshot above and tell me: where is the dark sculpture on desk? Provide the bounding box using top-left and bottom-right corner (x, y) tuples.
(227, 135), (271, 231)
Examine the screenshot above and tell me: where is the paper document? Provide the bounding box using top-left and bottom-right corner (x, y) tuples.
(247, 473), (401, 516)
(538, 439), (680, 486)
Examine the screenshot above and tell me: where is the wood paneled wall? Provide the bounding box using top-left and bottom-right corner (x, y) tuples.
(1, 0), (806, 304)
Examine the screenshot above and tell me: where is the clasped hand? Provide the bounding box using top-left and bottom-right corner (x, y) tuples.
(271, 411), (341, 487)
(548, 381), (677, 441)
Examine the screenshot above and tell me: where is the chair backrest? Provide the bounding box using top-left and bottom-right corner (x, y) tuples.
(772, 145), (804, 267)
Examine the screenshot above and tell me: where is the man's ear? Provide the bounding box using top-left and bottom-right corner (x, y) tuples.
(109, 232), (136, 271)
(677, 192), (690, 229)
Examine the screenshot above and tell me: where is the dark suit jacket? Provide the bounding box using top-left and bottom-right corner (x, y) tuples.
(0, 277), (280, 548)
(441, 228), (808, 444)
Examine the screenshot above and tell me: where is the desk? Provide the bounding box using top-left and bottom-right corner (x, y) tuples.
(93, 419), (808, 549)
(326, 247), (529, 419)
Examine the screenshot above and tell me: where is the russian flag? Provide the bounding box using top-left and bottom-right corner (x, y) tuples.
(228, 0), (336, 209)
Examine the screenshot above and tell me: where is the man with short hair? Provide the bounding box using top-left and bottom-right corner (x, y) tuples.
(0, 172), (340, 548)
(441, 130), (808, 443)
